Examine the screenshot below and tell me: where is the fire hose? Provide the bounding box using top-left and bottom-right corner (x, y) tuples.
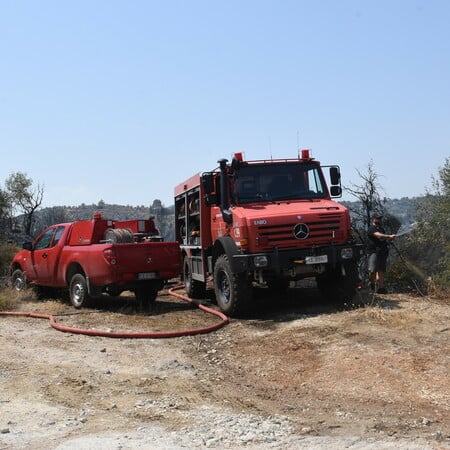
(0, 284), (229, 338)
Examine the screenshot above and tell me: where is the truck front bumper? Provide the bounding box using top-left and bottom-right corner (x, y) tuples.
(230, 243), (364, 274)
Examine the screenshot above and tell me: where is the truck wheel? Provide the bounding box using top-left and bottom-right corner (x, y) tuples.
(183, 257), (206, 299)
(317, 262), (359, 304)
(135, 287), (158, 304)
(214, 254), (252, 317)
(342, 262), (361, 301)
(11, 269), (27, 291)
(69, 273), (91, 308)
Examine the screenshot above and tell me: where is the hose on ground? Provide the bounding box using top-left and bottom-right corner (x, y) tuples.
(0, 284), (229, 338)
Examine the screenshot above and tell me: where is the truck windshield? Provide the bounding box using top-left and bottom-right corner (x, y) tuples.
(233, 162), (327, 204)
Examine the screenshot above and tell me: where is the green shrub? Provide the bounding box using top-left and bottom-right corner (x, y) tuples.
(386, 258), (427, 294)
(0, 242), (20, 278)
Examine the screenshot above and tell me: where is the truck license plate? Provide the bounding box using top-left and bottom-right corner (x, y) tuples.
(138, 272), (157, 280)
(305, 255), (328, 264)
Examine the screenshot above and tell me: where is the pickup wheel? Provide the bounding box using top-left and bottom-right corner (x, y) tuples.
(69, 273), (91, 308)
(135, 287), (158, 304)
(183, 256), (206, 299)
(214, 254), (252, 317)
(11, 269), (27, 291)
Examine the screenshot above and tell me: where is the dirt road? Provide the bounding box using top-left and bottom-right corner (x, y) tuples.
(0, 286), (449, 449)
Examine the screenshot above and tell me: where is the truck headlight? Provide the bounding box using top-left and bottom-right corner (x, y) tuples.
(253, 255), (269, 268)
(340, 248), (353, 259)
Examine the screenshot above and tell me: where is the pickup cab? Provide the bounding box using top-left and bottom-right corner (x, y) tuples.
(10, 213), (182, 307)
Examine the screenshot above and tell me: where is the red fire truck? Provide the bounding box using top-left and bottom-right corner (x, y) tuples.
(174, 150), (363, 316)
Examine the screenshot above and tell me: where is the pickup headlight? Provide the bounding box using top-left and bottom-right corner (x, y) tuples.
(340, 248), (353, 260)
(253, 255), (269, 268)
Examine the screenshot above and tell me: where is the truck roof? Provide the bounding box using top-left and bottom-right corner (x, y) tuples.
(174, 173), (201, 197)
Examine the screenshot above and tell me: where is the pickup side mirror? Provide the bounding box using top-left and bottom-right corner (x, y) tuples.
(22, 241), (33, 251)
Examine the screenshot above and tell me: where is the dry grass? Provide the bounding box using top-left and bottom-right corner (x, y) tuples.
(358, 304), (422, 328)
(0, 287), (37, 311)
(424, 277), (450, 303)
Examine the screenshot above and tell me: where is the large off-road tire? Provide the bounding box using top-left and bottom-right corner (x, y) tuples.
(213, 254), (252, 317)
(183, 256), (206, 299)
(69, 273), (91, 308)
(316, 262), (360, 304)
(11, 269), (27, 292)
(135, 286), (158, 304)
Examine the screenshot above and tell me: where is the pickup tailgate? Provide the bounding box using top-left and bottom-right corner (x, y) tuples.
(110, 241), (181, 279)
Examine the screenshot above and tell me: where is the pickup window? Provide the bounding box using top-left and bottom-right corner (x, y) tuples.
(34, 228), (56, 250)
(53, 226), (65, 246)
(34, 226), (65, 250)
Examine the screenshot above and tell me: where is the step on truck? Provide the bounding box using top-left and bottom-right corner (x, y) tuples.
(175, 150), (364, 316)
(11, 213), (182, 307)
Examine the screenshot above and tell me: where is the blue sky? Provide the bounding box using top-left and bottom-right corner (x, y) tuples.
(1, 1), (449, 208)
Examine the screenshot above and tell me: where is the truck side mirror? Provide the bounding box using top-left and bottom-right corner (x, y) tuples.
(204, 194), (218, 206)
(330, 186), (342, 197)
(330, 166), (340, 185)
(201, 173), (215, 194)
(201, 172), (219, 206)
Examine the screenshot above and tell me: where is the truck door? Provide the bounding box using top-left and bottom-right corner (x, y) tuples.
(30, 226), (65, 284)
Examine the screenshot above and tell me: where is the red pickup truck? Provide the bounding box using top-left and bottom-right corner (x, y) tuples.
(10, 213), (182, 307)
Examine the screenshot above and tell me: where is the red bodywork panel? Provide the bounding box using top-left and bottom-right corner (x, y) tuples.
(222, 200), (351, 253)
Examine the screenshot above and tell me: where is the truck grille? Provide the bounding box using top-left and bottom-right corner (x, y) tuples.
(256, 213), (345, 250)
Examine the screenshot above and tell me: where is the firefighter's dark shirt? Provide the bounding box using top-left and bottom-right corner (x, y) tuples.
(367, 224), (388, 254)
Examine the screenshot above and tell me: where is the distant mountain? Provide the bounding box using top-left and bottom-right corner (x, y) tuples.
(342, 196), (421, 225)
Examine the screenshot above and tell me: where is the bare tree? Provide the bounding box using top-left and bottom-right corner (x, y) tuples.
(5, 172), (44, 237)
(345, 160), (386, 234)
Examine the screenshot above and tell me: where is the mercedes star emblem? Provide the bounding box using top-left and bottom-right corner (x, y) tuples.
(294, 223), (309, 239)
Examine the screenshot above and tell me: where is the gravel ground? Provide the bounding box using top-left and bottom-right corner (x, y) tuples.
(1, 287), (449, 449)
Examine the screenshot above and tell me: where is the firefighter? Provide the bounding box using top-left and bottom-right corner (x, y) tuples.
(367, 214), (397, 294)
